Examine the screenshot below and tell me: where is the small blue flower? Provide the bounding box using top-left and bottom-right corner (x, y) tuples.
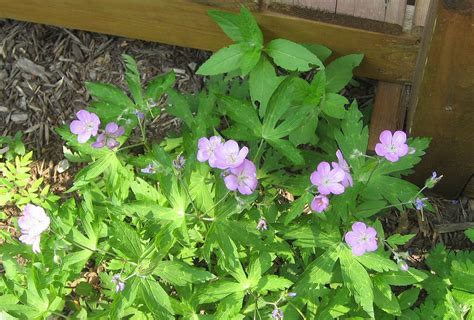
(271, 308), (284, 319)
(141, 164), (156, 174)
(414, 198), (426, 210)
(134, 110), (145, 119)
(111, 274), (125, 293)
(288, 292), (297, 297)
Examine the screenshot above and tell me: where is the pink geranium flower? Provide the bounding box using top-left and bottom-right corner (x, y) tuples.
(332, 150), (353, 187)
(92, 122), (125, 149)
(310, 162), (345, 195)
(197, 136), (223, 168)
(375, 130), (409, 162)
(213, 140), (248, 169)
(18, 204), (50, 254)
(311, 195), (329, 213)
(70, 110), (100, 143)
(224, 159), (258, 195)
(344, 222), (378, 256)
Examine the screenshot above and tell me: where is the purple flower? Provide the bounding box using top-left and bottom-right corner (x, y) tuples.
(213, 140), (249, 170)
(414, 198), (426, 210)
(134, 110), (145, 119)
(311, 195), (329, 213)
(18, 204), (50, 254)
(256, 218), (268, 231)
(271, 308), (284, 319)
(375, 130), (409, 162)
(173, 156), (186, 171)
(92, 122), (125, 149)
(141, 163), (156, 174)
(197, 136), (223, 168)
(332, 150), (353, 187)
(224, 159), (258, 195)
(111, 274), (125, 293)
(344, 222), (378, 256)
(310, 162), (345, 195)
(398, 260), (409, 272)
(69, 110), (100, 143)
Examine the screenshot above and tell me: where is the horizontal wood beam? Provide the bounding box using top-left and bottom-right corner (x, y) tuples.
(0, 0), (419, 83)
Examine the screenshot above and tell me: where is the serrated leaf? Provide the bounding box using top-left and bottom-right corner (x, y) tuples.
(398, 288), (420, 310)
(465, 228), (474, 243)
(220, 95), (262, 136)
(209, 10), (245, 42)
(140, 278), (175, 317)
(283, 192), (313, 225)
(386, 233), (416, 247)
(257, 275), (293, 293)
(154, 260), (215, 286)
(334, 101), (368, 171)
(302, 43), (332, 62)
(266, 39), (324, 72)
(356, 253), (399, 272)
(340, 247), (374, 317)
(321, 93), (348, 119)
(301, 246), (340, 285)
(122, 54), (143, 106)
(379, 269), (428, 286)
(198, 280), (244, 304)
(146, 71), (176, 101)
(166, 89), (194, 128)
(85, 82), (134, 108)
(109, 220), (143, 261)
(267, 139), (304, 166)
(325, 54), (363, 93)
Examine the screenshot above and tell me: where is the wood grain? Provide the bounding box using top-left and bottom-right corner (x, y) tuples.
(407, 0), (474, 198)
(0, 0), (419, 82)
(276, 0), (336, 12)
(354, 0), (386, 21)
(385, 0), (407, 25)
(368, 82), (405, 150)
(336, 0), (356, 16)
(414, 0), (431, 26)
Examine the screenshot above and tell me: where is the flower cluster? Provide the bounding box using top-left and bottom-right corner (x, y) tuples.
(70, 110), (124, 149)
(344, 222), (378, 256)
(309, 149), (352, 213)
(197, 136), (258, 195)
(18, 204), (50, 254)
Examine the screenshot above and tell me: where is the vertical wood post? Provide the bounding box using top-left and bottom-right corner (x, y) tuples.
(407, 0), (474, 198)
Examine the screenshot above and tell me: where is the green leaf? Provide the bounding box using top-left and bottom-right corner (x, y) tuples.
(334, 101), (368, 171)
(302, 246), (340, 285)
(271, 104), (313, 139)
(398, 288), (420, 310)
(266, 39), (324, 72)
(197, 43), (246, 75)
(198, 280), (244, 303)
(85, 82), (134, 108)
(373, 277), (401, 316)
(122, 54), (143, 106)
(166, 89), (194, 128)
(220, 96), (262, 136)
(240, 46), (262, 75)
(109, 220), (143, 261)
(140, 278), (175, 317)
(302, 43), (332, 62)
(379, 269), (429, 286)
(267, 139), (304, 166)
(364, 175), (419, 208)
(146, 71), (176, 101)
(340, 246), (374, 317)
(321, 93), (348, 119)
(465, 228), (474, 243)
(283, 192), (313, 225)
(249, 56), (285, 116)
(209, 10), (246, 42)
(69, 153), (118, 190)
(325, 53), (363, 93)
(189, 169), (215, 213)
(154, 260), (215, 286)
(355, 253), (399, 272)
(386, 233), (416, 247)
(257, 275), (293, 293)
(288, 111), (319, 146)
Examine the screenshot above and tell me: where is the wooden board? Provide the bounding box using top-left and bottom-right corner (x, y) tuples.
(407, 0), (474, 198)
(0, 0), (419, 83)
(354, 0), (386, 21)
(414, 0), (431, 26)
(276, 0), (337, 12)
(368, 82), (406, 150)
(385, 0), (407, 25)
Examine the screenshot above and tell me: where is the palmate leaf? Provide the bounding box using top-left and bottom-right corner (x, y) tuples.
(140, 278), (175, 318)
(334, 101), (368, 171)
(355, 252), (399, 272)
(266, 39), (324, 72)
(321, 93), (348, 119)
(85, 82), (134, 108)
(378, 268), (428, 286)
(256, 275), (293, 293)
(339, 246), (374, 318)
(146, 70), (176, 101)
(189, 168), (215, 213)
(108, 220), (143, 261)
(373, 277), (401, 316)
(363, 175), (419, 208)
(219, 95), (262, 137)
(154, 260), (215, 286)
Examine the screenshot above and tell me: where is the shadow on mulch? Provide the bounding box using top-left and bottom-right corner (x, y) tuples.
(1, 19), (472, 255)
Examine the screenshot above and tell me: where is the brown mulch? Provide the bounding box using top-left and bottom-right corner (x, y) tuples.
(1, 19), (472, 254)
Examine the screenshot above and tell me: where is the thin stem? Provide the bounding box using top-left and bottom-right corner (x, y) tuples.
(178, 175), (199, 214)
(117, 142), (145, 152)
(253, 139), (265, 164)
(202, 191), (231, 216)
(287, 301), (307, 320)
(137, 119), (149, 151)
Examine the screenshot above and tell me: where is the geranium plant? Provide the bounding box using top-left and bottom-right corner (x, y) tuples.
(1, 7), (473, 320)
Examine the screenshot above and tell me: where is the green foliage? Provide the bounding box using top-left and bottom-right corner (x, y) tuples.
(1, 7), (467, 320)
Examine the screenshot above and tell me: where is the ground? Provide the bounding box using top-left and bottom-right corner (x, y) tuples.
(0, 19), (472, 258)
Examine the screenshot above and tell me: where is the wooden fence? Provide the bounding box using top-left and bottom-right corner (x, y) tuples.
(0, 0), (472, 197)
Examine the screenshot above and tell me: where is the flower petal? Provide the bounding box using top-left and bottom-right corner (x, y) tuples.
(379, 130), (393, 145)
(224, 175), (238, 191)
(392, 131), (407, 146)
(352, 222), (367, 233)
(317, 162), (331, 175)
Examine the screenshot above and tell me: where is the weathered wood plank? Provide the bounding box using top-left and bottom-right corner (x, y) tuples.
(385, 0), (407, 25)
(368, 82), (406, 150)
(414, 0), (431, 26)
(336, 0), (356, 16)
(407, 0), (474, 198)
(0, 0), (419, 83)
(275, 0), (336, 12)
(354, 0), (386, 21)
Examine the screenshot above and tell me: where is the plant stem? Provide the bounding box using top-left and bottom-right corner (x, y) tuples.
(253, 139), (265, 164)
